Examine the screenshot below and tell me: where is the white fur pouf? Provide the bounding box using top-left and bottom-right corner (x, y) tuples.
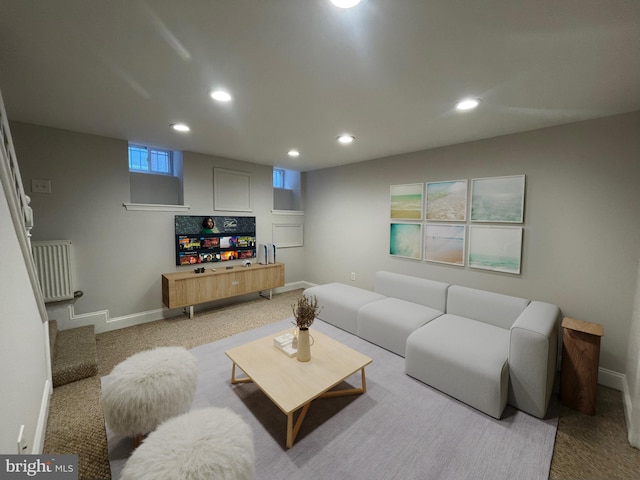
(120, 407), (255, 480)
(102, 346), (198, 438)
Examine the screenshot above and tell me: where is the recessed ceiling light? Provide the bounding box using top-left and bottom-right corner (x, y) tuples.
(210, 90), (232, 102)
(456, 98), (480, 111)
(171, 123), (190, 132)
(337, 134), (355, 144)
(331, 0), (362, 8)
(288, 149), (300, 157)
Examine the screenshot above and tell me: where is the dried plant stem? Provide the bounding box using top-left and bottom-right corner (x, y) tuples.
(292, 295), (321, 329)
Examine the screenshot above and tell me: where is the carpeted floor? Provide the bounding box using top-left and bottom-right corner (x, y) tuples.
(107, 318), (559, 480)
(44, 289), (640, 480)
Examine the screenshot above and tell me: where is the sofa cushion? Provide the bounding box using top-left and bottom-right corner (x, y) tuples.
(446, 285), (529, 330)
(374, 271), (449, 311)
(358, 298), (443, 357)
(303, 283), (385, 334)
(405, 314), (510, 419)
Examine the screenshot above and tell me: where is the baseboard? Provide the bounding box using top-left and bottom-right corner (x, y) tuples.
(33, 379), (51, 454)
(281, 280), (315, 291)
(617, 373), (640, 448)
(57, 281), (312, 334)
(626, 382), (640, 447)
(598, 367), (625, 391)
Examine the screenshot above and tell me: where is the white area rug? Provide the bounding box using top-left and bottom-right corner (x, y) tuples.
(106, 319), (559, 480)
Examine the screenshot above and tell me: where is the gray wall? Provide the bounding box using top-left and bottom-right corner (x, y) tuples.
(10, 112), (640, 375)
(129, 171), (181, 205)
(303, 111), (640, 374)
(11, 122), (306, 321)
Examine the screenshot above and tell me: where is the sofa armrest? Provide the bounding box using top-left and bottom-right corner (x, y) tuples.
(508, 301), (560, 418)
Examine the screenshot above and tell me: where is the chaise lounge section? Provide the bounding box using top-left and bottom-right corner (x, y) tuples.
(304, 271), (560, 419)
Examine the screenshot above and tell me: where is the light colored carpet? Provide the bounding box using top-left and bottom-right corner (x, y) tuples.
(106, 318), (559, 480)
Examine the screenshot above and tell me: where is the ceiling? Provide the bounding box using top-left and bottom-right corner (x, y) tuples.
(1, 0), (638, 172)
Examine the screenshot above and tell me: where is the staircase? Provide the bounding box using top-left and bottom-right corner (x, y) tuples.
(48, 320), (98, 387)
(0, 86), (48, 322)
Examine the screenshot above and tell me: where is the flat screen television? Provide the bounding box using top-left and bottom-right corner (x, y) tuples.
(174, 215), (256, 266)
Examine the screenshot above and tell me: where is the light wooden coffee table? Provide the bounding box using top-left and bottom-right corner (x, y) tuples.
(225, 328), (372, 448)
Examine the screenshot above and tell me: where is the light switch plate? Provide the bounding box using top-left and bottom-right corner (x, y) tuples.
(31, 179), (52, 194)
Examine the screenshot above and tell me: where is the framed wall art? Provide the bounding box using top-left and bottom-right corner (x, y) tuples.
(424, 223), (466, 266)
(426, 180), (467, 221)
(468, 225), (523, 274)
(390, 183), (423, 220)
(389, 223), (423, 260)
(470, 175), (525, 223)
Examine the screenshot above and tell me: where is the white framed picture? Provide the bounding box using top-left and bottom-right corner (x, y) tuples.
(389, 222), (423, 260)
(425, 180), (467, 221)
(424, 223), (466, 266)
(468, 225), (523, 274)
(470, 175), (525, 223)
(390, 183), (424, 220)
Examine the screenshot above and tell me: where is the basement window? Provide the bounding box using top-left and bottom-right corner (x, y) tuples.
(273, 168), (285, 189)
(127, 143), (184, 207)
(273, 167), (303, 212)
(128, 145), (173, 175)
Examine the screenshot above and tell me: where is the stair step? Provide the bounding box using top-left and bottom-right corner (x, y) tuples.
(50, 323), (98, 387)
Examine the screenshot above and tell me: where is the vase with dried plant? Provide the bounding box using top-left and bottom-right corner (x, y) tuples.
(292, 295), (321, 362)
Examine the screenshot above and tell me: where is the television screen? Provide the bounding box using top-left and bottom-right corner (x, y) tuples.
(174, 215), (256, 266)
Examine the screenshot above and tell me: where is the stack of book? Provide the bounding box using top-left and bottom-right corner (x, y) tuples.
(274, 333), (297, 357)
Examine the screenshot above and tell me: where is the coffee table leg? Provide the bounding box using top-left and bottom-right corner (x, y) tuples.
(286, 402), (311, 448)
(320, 367), (368, 398)
(361, 367), (367, 392)
(230, 362), (252, 384)
(284, 367), (367, 448)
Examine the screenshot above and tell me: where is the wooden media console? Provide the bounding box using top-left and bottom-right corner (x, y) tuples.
(162, 262), (285, 318)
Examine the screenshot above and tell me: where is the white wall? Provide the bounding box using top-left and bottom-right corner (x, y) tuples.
(0, 182), (50, 454)
(627, 258), (640, 447)
(11, 122), (306, 330)
(304, 111), (640, 377)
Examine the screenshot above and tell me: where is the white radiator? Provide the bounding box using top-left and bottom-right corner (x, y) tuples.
(31, 240), (74, 303)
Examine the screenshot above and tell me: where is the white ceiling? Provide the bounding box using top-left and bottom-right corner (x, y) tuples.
(1, 0), (638, 172)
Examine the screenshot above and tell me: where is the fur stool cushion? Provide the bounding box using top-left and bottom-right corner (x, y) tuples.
(102, 346), (198, 438)
(120, 407), (255, 480)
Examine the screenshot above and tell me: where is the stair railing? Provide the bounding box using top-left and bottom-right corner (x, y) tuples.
(0, 87), (48, 322)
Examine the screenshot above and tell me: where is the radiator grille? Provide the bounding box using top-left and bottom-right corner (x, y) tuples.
(31, 240), (74, 302)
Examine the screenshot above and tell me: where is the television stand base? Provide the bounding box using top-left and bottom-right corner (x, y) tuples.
(181, 289), (275, 319)
(258, 289), (274, 301)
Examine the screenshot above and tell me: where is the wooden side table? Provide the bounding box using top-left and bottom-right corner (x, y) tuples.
(560, 317), (604, 415)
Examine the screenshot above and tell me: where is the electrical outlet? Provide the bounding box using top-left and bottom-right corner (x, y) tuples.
(351, 272), (356, 281)
(17, 424), (27, 454)
(31, 179), (52, 194)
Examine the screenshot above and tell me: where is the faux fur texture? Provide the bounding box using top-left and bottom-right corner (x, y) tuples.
(102, 346), (198, 436)
(120, 407), (255, 480)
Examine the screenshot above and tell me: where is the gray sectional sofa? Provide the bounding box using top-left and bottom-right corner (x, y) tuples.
(304, 271), (560, 419)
